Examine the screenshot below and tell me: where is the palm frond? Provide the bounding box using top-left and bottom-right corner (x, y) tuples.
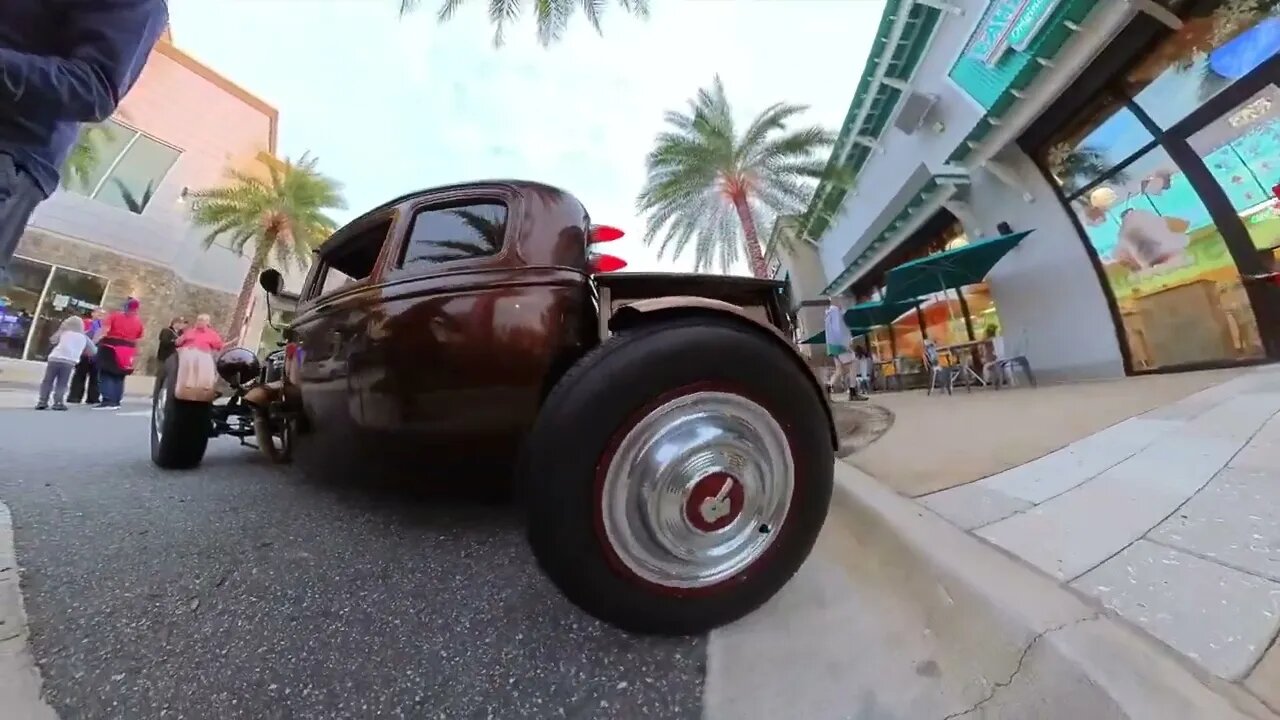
(636, 76), (834, 277)
(400, 0), (648, 47)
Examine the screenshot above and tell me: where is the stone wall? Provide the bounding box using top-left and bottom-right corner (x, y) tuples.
(15, 228), (238, 374)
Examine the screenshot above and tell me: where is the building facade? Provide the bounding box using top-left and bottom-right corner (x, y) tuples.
(792, 0), (1280, 381)
(0, 30), (290, 372)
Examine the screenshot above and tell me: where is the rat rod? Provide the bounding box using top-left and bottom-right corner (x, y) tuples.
(149, 180), (836, 634)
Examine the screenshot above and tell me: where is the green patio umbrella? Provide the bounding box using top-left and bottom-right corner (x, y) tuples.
(842, 298), (923, 329)
(882, 230), (1034, 304)
(801, 326), (873, 345)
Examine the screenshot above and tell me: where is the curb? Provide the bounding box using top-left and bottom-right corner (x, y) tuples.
(828, 461), (1278, 720)
(0, 502), (57, 720)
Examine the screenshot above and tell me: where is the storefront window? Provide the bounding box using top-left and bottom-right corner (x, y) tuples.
(0, 257), (52, 359)
(1045, 93), (1155, 196)
(1068, 144), (1262, 368)
(0, 259), (107, 361)
(1127, 1), (1280, 128)
(66, 118), (181, 214)
(26, 268), (109, 362)
(1038, 0), (1280, 371)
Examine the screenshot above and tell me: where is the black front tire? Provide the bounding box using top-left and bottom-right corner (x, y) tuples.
(520, 316), (834, 635)
(150, 355), (212, 469)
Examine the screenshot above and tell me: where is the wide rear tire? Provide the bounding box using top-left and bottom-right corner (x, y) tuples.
(520, 316), (833, 635)
(150, 355), (212, 469)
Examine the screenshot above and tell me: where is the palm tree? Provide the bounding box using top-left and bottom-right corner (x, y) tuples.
(398, 0), (649, 46)
(189, 153), (347, 340)
(61, 122), (118, 192)
(636, 76), (835, 277)
(113, 179), (155, 214)
(1047, 143), (1131, 195)
(428, 208), (505, 262)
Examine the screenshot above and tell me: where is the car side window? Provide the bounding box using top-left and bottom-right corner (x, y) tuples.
(399, 202), (507, 270)
(319, 266), (358, 296)
(309, 218), (392, 300)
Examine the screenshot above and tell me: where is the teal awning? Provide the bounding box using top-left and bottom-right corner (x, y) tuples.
(843, 298), (922, 328)
(802, 324), (873, 345)
(882, 230), (1033, 304)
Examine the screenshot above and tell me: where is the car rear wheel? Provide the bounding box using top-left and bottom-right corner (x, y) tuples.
(520, 316), (833, 635)
(151, 355), (212, 469)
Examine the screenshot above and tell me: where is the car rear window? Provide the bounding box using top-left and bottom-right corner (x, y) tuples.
(398, 202), (507, 270)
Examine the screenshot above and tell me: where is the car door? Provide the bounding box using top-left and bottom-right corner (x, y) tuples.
(291, 214), (394, 442)
(355, 186), (586, 458)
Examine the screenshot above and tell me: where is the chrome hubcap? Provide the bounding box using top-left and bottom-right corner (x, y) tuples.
(153, 386), (167, 442)
(600, 391), (794, 589)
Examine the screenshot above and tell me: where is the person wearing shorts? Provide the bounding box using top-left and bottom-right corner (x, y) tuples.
(823, 297), (866, 402)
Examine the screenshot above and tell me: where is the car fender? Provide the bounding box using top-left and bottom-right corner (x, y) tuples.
(609, 296), (839, 449)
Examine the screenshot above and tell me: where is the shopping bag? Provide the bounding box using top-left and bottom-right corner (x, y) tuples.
(174, 347), (218, 402)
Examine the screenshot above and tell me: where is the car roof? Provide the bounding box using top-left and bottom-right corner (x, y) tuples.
(316, 179), (574, 258)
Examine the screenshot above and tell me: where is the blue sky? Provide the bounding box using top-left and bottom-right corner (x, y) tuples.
(167, 0), (885, 273)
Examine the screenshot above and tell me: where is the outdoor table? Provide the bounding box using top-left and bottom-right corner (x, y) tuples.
(938, 339), (989, 388)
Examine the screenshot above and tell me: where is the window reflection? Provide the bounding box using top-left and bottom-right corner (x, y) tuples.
(65, 118), (181, 214)
(1068, 145), (1262, 368)
(400, 203), (508, 269)
(1044, 93), (1153, 195)
(1128, 1), (1280, 128)
(1186, 84), (1280, 215)
(0, 257), (52, 360)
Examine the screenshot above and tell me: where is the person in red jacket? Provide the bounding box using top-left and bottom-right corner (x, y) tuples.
(93, 297), (145, 410)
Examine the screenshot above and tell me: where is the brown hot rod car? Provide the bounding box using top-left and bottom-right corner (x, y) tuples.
(149, 180), (836, 634)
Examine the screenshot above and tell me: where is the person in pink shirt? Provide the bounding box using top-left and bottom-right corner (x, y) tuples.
(176, 313), (224, 353)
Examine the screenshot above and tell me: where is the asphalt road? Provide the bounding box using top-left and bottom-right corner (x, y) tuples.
(0, 394), (703, 719)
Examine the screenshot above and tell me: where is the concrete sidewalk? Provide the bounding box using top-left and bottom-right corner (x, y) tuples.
(851, 368), (1242, 497)
(920, 365), (1280, 709)
(0, 357), (154, 401)
(706, 461), (1276, 720)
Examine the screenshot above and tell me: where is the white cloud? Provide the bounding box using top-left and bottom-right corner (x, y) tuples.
(168, 0), (886, 274)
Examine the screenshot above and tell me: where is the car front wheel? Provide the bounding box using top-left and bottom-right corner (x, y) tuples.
(520, 315), (834, 635)
(150, 355), (212, 469)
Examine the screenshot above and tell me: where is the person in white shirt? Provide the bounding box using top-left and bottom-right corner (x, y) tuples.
(36, 315), (96, 410)
(823, 297), (866, 401)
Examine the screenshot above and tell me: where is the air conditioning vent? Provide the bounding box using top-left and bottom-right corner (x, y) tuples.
(894, 92), (938, 135)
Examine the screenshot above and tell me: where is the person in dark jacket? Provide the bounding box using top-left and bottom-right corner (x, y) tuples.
(0, 0), (169, 285)
(156, 316), (185, 366)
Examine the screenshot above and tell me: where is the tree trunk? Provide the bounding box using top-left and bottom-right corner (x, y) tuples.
(227, 242), (271, 345)
(730, 192), (769, 279)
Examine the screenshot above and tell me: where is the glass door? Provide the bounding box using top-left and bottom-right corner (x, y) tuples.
(0, 257), (52, 360)
(26, 267), (108, 361)
(1180, 78), (1280, 357)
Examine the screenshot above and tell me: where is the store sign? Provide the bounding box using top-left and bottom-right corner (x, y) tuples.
(967, 0), (1064, 67)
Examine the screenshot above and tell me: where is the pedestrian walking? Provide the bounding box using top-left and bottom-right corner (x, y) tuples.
(68, 307), (105, 404)
(0, 0), (169, 285)
(824, 297), (867, 402)
(35, 315), (95, 411)
(93, 297), (145, 410)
